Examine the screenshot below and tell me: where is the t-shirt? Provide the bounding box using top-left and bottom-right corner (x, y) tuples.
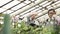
(44, 16), (60, 26)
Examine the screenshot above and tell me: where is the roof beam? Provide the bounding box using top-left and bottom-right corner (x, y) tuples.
(0, 0), (14, 8)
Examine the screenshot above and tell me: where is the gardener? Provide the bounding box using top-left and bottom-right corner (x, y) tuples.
(24, 12), (39, 27)
(44, 9), (60, 34)
(12, 15), (19, 28)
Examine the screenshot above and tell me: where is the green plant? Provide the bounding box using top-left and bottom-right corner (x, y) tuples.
(3, 14), (12, 34)
(12, 21), (43, 34)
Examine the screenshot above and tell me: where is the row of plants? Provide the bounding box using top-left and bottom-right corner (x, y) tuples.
(12, 20), (60, 34)
(0, 14), (60, 34)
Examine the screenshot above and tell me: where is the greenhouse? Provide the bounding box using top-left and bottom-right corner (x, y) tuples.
(0, 0), (60, 34)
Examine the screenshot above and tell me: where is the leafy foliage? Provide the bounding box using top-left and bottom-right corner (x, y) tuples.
(0, 15), (60, 34)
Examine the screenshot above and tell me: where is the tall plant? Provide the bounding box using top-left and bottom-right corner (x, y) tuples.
(3, 14), (12, 34)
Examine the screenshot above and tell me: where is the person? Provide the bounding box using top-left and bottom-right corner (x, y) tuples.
(43, 9), (60, 34)
(24, 12), (39, 27)
(45, 9), (57, 25)
(12, 15), (19, 28)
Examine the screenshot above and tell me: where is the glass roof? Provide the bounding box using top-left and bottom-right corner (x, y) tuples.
(0, 0), (60, 19)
